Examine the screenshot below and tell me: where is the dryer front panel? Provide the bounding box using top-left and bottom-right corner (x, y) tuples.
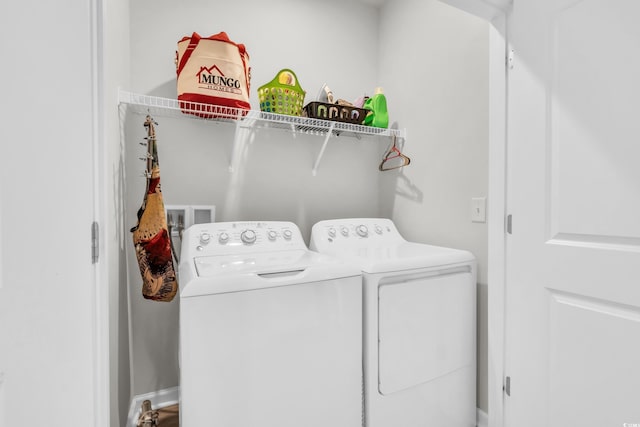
(377, 270), (475, 395)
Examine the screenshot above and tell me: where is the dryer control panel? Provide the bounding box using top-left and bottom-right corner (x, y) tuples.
(310, 217), (475, 275)
(181, 221), (306, 258)
(310, 218), (404, 250)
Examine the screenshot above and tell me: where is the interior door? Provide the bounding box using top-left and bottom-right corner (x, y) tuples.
(0, 0), (101, 425)
(505, 0), (640, 426)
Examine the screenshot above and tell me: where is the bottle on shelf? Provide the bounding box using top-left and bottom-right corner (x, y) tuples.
(363, 87), (389, 129)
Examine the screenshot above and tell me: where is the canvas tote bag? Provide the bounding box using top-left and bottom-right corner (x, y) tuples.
(176, 32), (251, 116)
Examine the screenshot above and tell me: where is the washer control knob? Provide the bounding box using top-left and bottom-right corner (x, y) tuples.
(282, 229), (293, 240)
(218, 232), (230, 244)
(356, 225), (369, 237)
(267, 230), (278, 241)
(340, 226), (349, 237)
(199, 233), (212, 245)
(241, 229), (257, 244)
(328, 227), (337, 238)
(375, 225), (383, 235)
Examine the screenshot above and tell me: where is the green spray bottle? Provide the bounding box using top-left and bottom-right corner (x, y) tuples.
(363, 87), (389, 128)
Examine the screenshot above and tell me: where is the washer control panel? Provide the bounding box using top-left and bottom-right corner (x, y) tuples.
(182, 221), (305, 258)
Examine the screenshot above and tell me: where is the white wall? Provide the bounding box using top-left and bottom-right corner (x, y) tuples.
(377, 0), (490, 412)
(121, 0), (490, 420)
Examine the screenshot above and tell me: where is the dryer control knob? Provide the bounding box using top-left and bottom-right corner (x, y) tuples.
(328, 227), (337, 238)
(282, 229), (293, 240)
(218, 232), (230, 244)
(375, 225), (383, 235)
(356, 225), (369, 237)
(340, 226), (349, 237)
(241, 229), (257, 244)
(199, 233), (212, 245)
(267, 230), (278, 241)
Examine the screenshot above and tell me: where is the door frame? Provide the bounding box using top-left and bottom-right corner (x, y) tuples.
(440, 1), (510, 426)
(87, 0), (512, 425)
(486, 13), (508, 427)
(90, 0), (111, 425)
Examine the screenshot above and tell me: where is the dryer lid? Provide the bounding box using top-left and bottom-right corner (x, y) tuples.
(319, 241), (475, 274)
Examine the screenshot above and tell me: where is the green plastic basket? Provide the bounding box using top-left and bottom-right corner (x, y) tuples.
(258, 69), (306, 116)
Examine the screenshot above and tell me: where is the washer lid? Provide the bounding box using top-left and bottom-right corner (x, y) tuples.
(180, 249), (361, 297)
(194, 249), (310, 277)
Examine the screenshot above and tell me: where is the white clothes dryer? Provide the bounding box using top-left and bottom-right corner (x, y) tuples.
(310, 218), (476, 427)
(179, 221), (363, 427)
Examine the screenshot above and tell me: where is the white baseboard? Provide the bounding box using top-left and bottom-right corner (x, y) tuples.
(127, 390), (484, 427)
(477, 408), (488, 427)
(126, 386), (179, 427)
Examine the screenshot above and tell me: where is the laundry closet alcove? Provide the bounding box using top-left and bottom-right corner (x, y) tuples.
(116, 1), (489, 426)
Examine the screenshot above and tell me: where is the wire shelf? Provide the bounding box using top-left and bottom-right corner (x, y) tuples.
(118, 90), (407, 175)
(118, 90), (406, 139)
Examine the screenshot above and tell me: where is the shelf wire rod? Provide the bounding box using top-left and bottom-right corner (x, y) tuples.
(229, 109), (252, 173)
(312, 122), (335, 176)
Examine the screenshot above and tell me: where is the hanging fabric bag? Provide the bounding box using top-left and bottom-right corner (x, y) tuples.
(176, 31), (251, 117)
(131, 116), (178, 302)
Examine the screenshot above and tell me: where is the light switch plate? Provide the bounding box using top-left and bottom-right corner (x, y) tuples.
(471, 197), (487, 223)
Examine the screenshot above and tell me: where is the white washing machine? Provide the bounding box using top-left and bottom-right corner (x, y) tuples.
(179, 221), (363, 427)
(310, 218), (477, 427)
